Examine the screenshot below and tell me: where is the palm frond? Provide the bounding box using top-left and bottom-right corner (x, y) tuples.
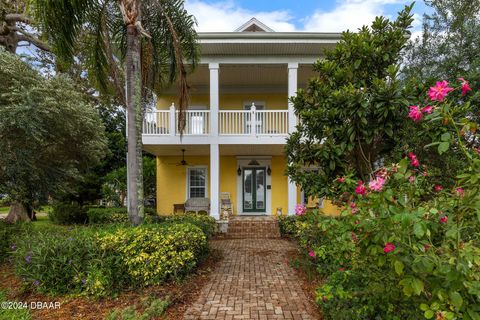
(28, 0), (98, 64)
(142, 0), (199, 135)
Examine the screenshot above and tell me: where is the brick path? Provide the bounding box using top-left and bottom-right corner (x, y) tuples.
(184, 239), (320, 319)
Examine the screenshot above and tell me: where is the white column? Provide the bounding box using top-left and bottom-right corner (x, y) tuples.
(210, 143), (220, 220)
(288, 62), (298, 133)
(288, 62), (298, 215)
(169, 103), (175, 136)
(209, 62), (219, 136)
(288, 179), (297, 215)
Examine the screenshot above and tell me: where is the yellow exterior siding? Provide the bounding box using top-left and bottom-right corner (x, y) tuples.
(156, 156), (210, 215)
(271, 156), (288, 216)
(157, 93), (288, 110)
(157, 155), (291, 216)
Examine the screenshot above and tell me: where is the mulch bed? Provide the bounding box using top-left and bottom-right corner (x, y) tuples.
(0, 249), (222, 320)
(284, 239), (324, 319)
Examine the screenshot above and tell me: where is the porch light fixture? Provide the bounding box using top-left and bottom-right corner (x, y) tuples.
(267, 166), (271, 176)
(247, 159), (260, 166)
(237, 166), (242, 176)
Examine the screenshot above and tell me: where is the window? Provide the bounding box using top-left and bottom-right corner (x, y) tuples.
(187, 168), (207, 198)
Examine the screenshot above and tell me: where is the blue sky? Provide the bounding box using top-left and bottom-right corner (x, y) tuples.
(185, 0), (430, 35)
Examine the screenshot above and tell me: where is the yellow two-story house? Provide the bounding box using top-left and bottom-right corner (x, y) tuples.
(142, 18), (341, 219)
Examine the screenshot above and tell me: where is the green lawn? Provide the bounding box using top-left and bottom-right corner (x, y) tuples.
(0, 207), (9, 214)
(0, 289), (31, 320)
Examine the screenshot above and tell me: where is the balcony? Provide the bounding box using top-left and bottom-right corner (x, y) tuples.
(142, 104), (289, 143)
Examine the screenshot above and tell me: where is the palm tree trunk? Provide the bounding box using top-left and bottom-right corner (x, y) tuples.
(126, 23), (144, 226)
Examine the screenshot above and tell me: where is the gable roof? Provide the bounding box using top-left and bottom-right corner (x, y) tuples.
(234, 18), (274, 32)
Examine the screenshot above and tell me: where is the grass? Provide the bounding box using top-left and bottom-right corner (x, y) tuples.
(104, 297), (170, 320)
(0, 289), (31, 320)
(0, 207), (9, 214)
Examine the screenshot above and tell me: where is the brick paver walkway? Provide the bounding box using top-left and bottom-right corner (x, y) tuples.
(184, 239), (320, 319)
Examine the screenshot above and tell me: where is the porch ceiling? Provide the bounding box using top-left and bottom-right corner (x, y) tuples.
(143, 144), (286, 156)
(165, 64), (316, 94)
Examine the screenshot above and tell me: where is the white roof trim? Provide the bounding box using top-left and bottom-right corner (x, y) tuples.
(234, 17), (274, 32)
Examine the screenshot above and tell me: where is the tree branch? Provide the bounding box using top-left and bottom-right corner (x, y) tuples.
(4, 13), (31, 24)
(15, 28), (50, 52)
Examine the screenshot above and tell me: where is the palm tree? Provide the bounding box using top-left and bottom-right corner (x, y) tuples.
(28, 0), (198, 225)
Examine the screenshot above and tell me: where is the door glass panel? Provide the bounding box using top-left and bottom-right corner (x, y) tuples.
(243, 169), (253, 209)
(255, 169), (265, 209)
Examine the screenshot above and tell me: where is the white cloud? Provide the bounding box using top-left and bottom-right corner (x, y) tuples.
(302, 0), (412, 32)
(185, 0), (423, 34)
(185, 0), (296, 32)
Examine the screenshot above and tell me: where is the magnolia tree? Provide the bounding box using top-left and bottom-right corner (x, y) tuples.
(286, 5), (415, 200)
(293, 79), (480, 319)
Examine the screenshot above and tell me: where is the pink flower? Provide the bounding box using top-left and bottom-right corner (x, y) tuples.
(295, 204), (307, 216)
(409, 176), (415, 184)
(423, 244), (431, 251)
(408, 153), (419, 167)
(458, 78), (472, 96)
(408, 106), (423, 122)
(368, 176), (386, 192)
(456, 188), (465, 198)
(439, 215), (448, 224)
(309, 250), (315, 257)
(383, 243), (396, 253)
(339, 267), (345, 271)
(422, 171), (427, 177)
(475, 147), (480, 154)
(351, 232), (358, 242)
(355, 181), (367, 196)
(434, 185), (443, 192)
(337, 177), (346, 183)
(428, 80), (454, 102)
(421, 106), (433, 114)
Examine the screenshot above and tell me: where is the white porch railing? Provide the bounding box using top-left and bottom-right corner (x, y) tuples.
(143, 110), (170, 135)
(176, 110), (210, 135)
(142, 103), (289, 136)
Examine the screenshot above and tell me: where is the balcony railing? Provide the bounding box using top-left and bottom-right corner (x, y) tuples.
(143, 104), (289, 136)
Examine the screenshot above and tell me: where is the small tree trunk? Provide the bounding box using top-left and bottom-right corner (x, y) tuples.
(4, 202), (31, 223)
(126, 23), (144, 226)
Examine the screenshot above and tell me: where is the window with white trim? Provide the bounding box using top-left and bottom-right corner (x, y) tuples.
(187, 168), (207, 198)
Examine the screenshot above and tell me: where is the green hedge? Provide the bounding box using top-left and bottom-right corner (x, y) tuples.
(154, 214), (217, 238)
(48, 203), (88, 225)
(87, 207), (157, 224)
(12, 222), (208, 296)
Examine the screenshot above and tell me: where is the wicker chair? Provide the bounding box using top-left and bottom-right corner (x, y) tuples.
(184, 198), (210, 214)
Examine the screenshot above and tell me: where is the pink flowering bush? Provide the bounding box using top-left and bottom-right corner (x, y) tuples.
(287, 79), (480, 319)
(295, 204), (307, 216)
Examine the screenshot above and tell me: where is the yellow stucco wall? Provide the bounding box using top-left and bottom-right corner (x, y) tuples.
(271, 156), (288, 216)
(157, 155), (291, 216)
(157, 93), (288, 110)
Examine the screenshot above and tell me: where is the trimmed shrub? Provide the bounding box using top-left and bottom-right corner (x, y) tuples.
(12, 222), (208, 296)
(87, 207), (157, 224)
(48, 203), (88, 225)
(97, 223), (207, 286)
(277, 215), (298, 237)
(157, 214), (217, 238)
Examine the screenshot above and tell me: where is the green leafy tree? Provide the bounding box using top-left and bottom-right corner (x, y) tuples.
(286, 5), (415, 200)
(402, 0), (480, 80)
(0, 49), (107, 222)
(102, 156), (156, 207)
(29, 0), (199, 225)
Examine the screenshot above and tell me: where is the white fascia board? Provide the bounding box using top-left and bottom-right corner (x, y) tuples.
(200, 56), (320, 64)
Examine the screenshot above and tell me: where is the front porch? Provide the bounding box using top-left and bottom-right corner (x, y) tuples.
(150, 144), (298, 219)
